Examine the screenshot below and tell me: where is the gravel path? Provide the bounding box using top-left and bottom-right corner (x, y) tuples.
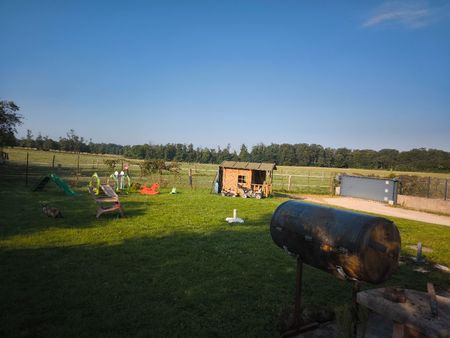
(303, 196), (450, 227)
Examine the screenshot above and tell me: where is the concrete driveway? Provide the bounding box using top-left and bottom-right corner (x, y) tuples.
(303, 196), (450, 227)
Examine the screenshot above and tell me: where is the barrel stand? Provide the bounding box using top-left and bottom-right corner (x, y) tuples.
(282, 258), (319, 337)
(282, 258), (362, 338)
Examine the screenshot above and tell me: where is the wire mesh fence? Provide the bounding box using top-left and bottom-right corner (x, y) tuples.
(5, 151), (450, 199)
(399, 175), (449, 200)
(273, 173), (334, 194)
(1, 151), (335, 194)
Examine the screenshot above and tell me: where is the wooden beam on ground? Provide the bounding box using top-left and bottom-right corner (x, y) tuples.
(357, 288), (450, 338)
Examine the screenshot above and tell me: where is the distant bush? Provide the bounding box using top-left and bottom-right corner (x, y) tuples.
(138, 160), (181, 176)
(103, 159), (118, 170)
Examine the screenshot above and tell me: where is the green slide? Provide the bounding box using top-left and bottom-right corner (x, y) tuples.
(33, 174), (76, 196)
(50, 174), (76, 196)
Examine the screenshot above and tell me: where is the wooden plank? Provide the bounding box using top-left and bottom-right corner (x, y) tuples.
(95, 197), (118, 203)
(357, 288), (450, 338)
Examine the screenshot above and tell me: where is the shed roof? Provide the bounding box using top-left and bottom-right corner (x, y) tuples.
(219, 161), (277, 171)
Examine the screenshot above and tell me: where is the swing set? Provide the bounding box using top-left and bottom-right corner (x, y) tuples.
(89, 171), (131, 195)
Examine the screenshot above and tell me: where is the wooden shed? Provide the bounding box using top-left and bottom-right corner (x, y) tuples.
(218, 161), (277, 198)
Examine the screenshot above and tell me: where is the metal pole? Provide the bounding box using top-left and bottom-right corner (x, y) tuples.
(25, 152), (29, 186)
(352, 281), (360, 338)
(77, 153), (80, 185)
(281, 258), (318, 338)
(294, 258), (303, 328)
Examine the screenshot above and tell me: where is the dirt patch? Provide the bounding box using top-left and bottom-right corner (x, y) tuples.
(302, 196), (450, 227)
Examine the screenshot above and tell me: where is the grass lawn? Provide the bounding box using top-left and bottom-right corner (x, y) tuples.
(0, 172), (449, 337)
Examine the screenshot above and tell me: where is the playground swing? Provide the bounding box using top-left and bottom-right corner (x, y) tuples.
(88, 173), (101, 195)
(107, 171), (131, 193)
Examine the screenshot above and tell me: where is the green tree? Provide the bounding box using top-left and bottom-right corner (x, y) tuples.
(174, 144), (186, 162)
(251, 143), (266, 162)
(23, 129), (34, 148)
(42, 136), (58, 151)
(185, 144), (195, 162)
(199, 148), (212, 163)
(35, 133), (44, 149)
(164, 144), (177, 160)
(0, 100), (23, 149)
(265, 144), (280, 163)
(279, 143), (296, 165)
(376, 149), (399, 170)
(334, 148), (351, 168)
(238, 144), (250, 162)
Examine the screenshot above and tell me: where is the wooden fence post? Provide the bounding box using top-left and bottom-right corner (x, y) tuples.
(52, 154), (55, 169)
(444, 179), (448, 201)
(25, 152), (29, 186)
(427, 176), (431, 198)
(288, 175), (292, 191)
(189, 168), (193, 189)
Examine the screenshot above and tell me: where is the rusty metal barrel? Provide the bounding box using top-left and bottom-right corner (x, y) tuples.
(270, 201), (401, 284)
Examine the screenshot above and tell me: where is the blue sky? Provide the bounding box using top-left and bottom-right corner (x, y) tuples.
(1, 0), (449, 151)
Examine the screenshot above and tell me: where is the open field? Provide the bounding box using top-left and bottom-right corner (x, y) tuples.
(7, 147), (450, 179)
(4, 148), (450, 196)
(0, 158), (449, 337)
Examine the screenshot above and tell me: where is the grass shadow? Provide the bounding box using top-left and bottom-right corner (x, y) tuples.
(272, 192), (307, 200)
(0, 228), (346, 338)
(0, 181), (149, 238)
(1, 226), (448, 338)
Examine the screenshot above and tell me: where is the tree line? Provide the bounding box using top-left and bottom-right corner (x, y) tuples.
(10, 129), (450, 172)
(2, 102), (449, 172)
